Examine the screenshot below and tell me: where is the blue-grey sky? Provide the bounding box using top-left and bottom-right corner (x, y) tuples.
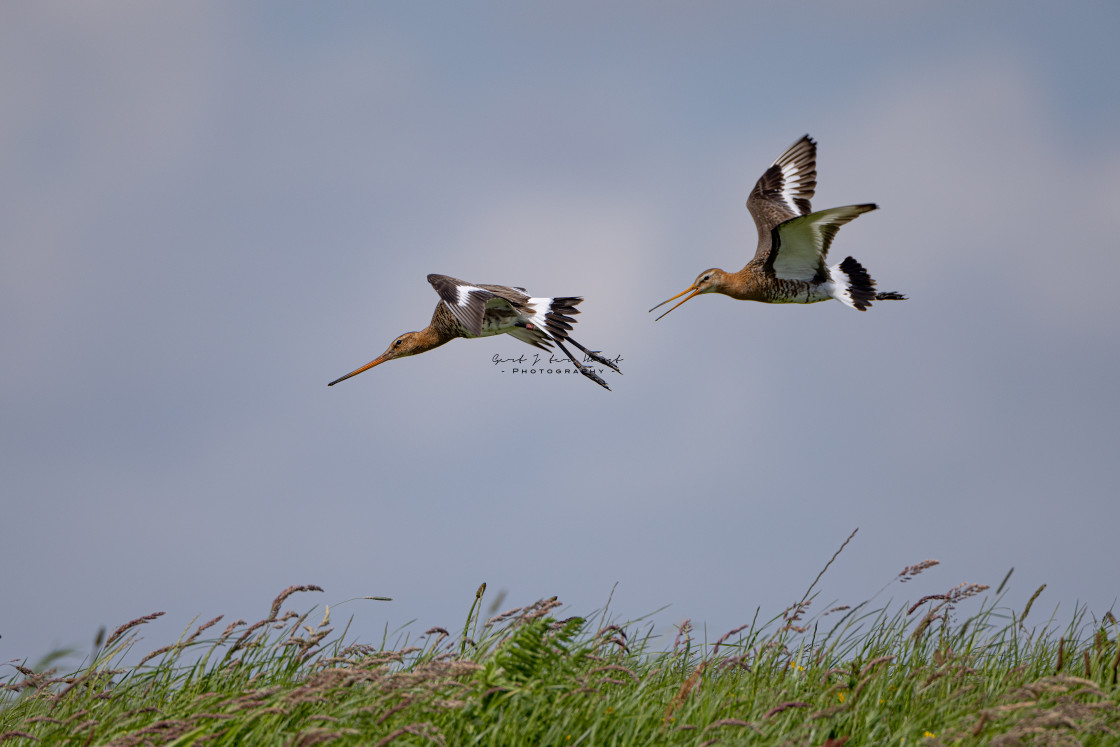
(4, 2), (1119, 663)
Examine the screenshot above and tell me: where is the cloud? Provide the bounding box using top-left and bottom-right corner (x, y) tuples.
(3, 4), (1118, 666)
(839, 49), (1120, 330)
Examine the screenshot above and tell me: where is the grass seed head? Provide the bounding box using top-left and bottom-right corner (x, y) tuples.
(898, 560), (940, 582)
(104, 612), (166, 649)
(1021, 584), (1047, 622)
(268, 585), (324, 621)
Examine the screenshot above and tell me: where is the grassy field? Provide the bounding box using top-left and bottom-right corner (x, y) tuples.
(3, 544), (1118, 745)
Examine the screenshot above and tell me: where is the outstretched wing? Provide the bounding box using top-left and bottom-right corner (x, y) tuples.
(746, 134), (817, 246)
(427, 273), (507, 336)
(763, 204), (878, 282)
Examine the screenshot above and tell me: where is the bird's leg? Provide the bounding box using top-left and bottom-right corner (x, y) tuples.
(562, 336), (621, 374)
(553, 339), (611, 391)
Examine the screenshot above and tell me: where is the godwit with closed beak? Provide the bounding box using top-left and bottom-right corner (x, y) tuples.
(329, 274), (621, 390)
(650, 134), (905, 320)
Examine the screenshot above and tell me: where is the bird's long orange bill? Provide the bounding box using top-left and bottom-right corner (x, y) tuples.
(649, 286), (701, 321)
(327, 354), (391, 387)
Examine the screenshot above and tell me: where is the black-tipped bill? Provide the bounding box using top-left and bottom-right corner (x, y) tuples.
(327, 353), (391, 387)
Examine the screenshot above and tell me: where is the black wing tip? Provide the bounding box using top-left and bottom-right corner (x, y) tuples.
(427, 273), (470, 289)
(790, 133), (816, 153)
(779, 133), (817, 160)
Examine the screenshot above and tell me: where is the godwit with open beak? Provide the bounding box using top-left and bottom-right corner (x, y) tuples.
(651, 135), (905, 320)
(329, 274), (621, 391)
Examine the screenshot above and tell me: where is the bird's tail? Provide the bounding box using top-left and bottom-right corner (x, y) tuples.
(828, 256), (907, 311)
(526, 296), (620, 389)
(539, 296), (582, 341)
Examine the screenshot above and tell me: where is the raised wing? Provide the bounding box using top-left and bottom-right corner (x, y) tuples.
(763, 204), (878, 282)
(427, 273), (503, 336)
(747, 134), (817, 239)
(479, 283), (531, 308)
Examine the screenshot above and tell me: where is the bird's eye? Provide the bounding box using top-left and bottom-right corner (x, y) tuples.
(394, 339), (403, 347)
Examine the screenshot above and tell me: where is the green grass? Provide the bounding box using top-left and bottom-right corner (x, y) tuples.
(3, 567), (1118, 745)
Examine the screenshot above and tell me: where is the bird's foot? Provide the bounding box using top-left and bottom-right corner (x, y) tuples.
(583, 350), (621, 374)
(577, 365), (611, 391)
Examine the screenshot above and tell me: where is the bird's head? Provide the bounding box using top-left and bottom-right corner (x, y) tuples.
(327, 330), (432, 387)
(649, 268), (728, 321)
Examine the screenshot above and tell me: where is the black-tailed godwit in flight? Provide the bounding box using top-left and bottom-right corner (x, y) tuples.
(650, 134), (905, 320)
(329, 274), (621, 390)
